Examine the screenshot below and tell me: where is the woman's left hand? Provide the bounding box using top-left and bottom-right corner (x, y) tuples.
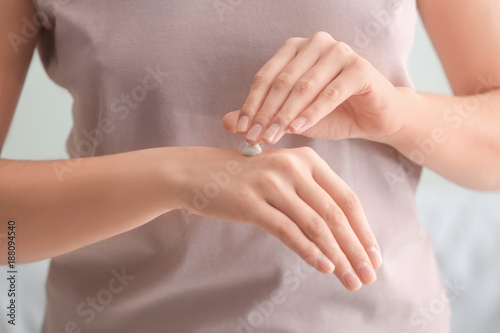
(223, 31), (406, 144)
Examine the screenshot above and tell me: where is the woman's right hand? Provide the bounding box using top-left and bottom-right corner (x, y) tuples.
(173, 146), (382, 291)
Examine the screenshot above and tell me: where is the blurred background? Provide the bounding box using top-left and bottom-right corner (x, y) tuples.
(1, 17), (499, 333)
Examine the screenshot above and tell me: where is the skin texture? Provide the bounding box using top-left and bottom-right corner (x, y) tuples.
(1, 0), (498, 292)
(226, 0), (500, 190)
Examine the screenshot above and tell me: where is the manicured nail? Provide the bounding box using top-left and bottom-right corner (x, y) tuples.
(367, 246), (383, 268)
(317, 252), (335, 273)
(236, 116), (249, 132)
(358, 262), (377, 285)
(344, 268), (362, 291)
(290, 116), (307, 132)
(246, 124), (262, 142)
(262, 123), (280, 142)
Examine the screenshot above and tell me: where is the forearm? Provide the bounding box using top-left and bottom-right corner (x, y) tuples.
(0, 147), (182, 264)
(381, 87), (500, 190)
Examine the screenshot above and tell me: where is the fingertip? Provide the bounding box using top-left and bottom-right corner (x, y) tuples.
(357, 262), (377, 285)
(317, 252), (336, 274)
(343, 268), (362, 291)
(261, 129), (286, 146)
(236, 115), (250, 133)
(245, 123), (263, 143)
(222, 110), (241, 133)
(289, 116), (308, 133)
(367, 246), (383, 269)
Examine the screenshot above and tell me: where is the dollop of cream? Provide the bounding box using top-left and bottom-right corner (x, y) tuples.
(242, 143), (262, 156)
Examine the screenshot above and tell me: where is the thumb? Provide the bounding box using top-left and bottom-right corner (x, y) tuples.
(222, 110), (240, 133)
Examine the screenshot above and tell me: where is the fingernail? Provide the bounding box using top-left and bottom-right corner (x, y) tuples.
(236, 116), (249, 132)
(358, 262), (377, 285)
(262, 123), (280, 142)
(367, 246), (383, 268)
(317, 252), (335, 273)
(344, 268), (362, 291)
(246, 124), (262, 142)
(290, 116), (307, 132)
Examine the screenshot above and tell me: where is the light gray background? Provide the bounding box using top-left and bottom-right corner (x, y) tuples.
(1, 17), (500, 333)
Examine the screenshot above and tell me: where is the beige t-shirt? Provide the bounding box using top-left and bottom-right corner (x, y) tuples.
(33, 0), (450, 332)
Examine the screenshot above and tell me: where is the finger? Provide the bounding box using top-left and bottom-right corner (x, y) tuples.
(253, 202), (336, 275)
(247, 47), (322, 144)
(267, 181), (365, 291)
(290, 59), (370, 134)
(310, 153), (383, 269)
(222, 110), (240, 133)
(263, 179), (342, 267)
(236, 38), (301, 135)
(267, 42), (353, 144)
(295, 176), (377, 288)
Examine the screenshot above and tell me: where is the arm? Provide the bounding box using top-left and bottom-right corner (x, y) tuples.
(381, 88), (500, 190)
(0, 0), (35, 150)
(381, 0), (500, 189)
(0, 150), (181, 263)
(0, 1), (180, 264)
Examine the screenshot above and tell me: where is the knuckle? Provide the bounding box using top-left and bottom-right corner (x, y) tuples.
(273, 73), (294, 91)
(312, 31), (334, 44)
(360, 230), (376, 245)
(331, 252), (349, 270)
(344, 190), (361, 212)
(351, 56), (369, 71)
(266, 150), (304, 175)
(331, 41), (354, 60)
(275, 153), (297, 171)
(254, 109), (275, 123)
(261, 106), (278, 119)
(300, 244), (318, 266)
(325, 204), (346, 226)
(322, 85), (341, 103)
(241, 96), (259, 114)
(303, 104), (321, 122)
(304, 217), (327, 239)
(348, 248), (367, 263)
(274, 222), (295, 242)
(285, 37), (303, 47)
(252, 71), (270, 87)
(274, 117), (294, 131)
(294, 78), (316, 96)
(302, 243), (320, 264)
(329, 213), (347, 231)
(296, 146), (317, 160)
(298, 146), (315, 155)
(274, 110), (294, 126)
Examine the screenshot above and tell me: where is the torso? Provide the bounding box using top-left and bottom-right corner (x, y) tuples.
(33, 1), (450, 332)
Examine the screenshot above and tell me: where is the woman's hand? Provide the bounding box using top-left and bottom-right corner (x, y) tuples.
(174, 146), (382, 291)
(223, 31), (405, 144)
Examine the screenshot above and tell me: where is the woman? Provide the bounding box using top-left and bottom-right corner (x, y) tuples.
(1, 0), (498, 332)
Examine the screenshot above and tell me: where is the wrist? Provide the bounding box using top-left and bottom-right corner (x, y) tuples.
(138, 147), (187, 212)
(374, 86), (420, 149)
(155, 146), (220, 212)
